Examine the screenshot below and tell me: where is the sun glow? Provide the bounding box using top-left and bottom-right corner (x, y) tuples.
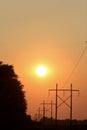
(36, 66), (48, 76)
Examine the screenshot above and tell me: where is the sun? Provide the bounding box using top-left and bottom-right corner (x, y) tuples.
(36, 66), (47, 76)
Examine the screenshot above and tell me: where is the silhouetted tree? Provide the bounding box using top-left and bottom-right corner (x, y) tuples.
(0, 61), (27, 129)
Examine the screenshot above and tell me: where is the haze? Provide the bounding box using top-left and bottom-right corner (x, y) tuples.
(0, 0), (87, 120)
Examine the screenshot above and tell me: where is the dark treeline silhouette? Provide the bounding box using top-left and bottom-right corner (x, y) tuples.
(0, 61), (87, 130)
(0, 61), (32, 129)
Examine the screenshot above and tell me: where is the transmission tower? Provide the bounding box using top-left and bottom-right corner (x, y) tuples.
(49, 83), (80, 128)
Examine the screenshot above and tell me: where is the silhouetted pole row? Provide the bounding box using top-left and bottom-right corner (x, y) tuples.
(44, 100), (55, 119)
(49, 83), (80, 129)
(40, 100), (55, 120)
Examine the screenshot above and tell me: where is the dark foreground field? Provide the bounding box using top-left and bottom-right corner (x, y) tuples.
(27, 124), (87, 130)
(0, 120), (87, 130)
(0, 124), (87, 130)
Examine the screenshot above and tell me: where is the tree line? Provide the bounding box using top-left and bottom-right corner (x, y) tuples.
(0, 61), (32, 129)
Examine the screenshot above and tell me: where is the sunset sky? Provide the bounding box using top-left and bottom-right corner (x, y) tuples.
(0, 0), (87, 120)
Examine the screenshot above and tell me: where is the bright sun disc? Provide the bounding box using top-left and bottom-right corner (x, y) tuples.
(36, 66), (47, 76)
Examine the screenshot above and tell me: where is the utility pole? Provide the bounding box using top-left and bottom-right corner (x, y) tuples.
(37, 107), (42, 121)
(70, 84), (72, 129)
(40, 100), (54, 125)
(49, 83), (80, 128)
(40, 100), (46, 119)
(40, 100), (54, 119)
(55, 84), (58, 125)
(51, 100), (53, 120)
(69, 83), (79, 129)
(49, 83), (58, 126)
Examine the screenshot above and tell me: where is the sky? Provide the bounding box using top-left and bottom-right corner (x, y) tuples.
(0, 0), (87, 120)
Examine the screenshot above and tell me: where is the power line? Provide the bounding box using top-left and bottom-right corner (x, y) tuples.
(62, 42), (87, 87)
(69, 45), (87, 78)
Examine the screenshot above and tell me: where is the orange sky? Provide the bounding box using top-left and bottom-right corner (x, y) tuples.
(0, 0), (87, 120)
